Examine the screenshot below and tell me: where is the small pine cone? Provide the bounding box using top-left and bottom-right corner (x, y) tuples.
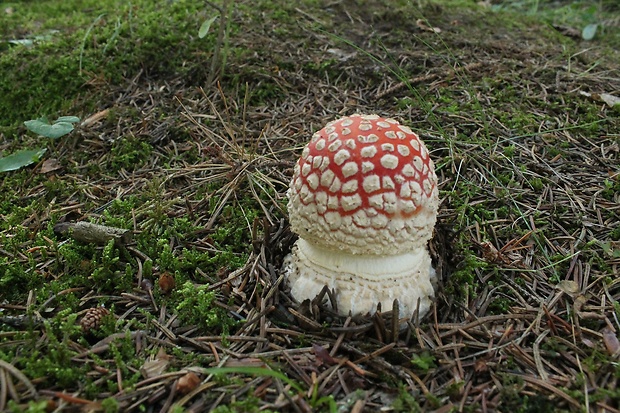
(176, 372), (200, 394)
(80, 307), (110, 333)
(158, 272), (175, 294)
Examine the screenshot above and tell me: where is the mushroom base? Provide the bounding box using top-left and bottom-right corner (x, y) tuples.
(283, 238), (435, 319)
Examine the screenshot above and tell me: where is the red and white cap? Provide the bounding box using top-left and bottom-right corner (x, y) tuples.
(288, 114), (439, 256)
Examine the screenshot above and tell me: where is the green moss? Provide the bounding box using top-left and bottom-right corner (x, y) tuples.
(173, 281), (237, 334)
(101, 397), (120, 413)
(0, 0), (208, 134)
(0, 0), (618, 408)
(0, 44), (89, 131)
(602, 178), (620, 202)
(7, 400), (50, 413)
(529, 177), (544, 191)
(0, 258), (42, 303)
(410, 351), (436, 373)
(109, 136), (153, 171)
(14, 310), (86, 388)
(445, 252), (484, 296)
(211, 395), (275, 413)
(391, 385), (423, 413)
(90, 240), (133, 293)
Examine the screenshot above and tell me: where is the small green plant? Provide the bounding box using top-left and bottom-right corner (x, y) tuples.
(0, 115), (79, 172)
(410, 351), (436, 373)
(24, 116), (80, 138)
(200, 1), (232, 83)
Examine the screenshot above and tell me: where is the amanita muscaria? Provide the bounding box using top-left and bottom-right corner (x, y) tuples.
(284, 114), (439, 319)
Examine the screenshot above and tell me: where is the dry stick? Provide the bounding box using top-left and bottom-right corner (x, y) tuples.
(339, 343), (402, 381)
(205, 264), (248, 291)
(0, 360), (37, 399)
(152, 319), (177, 342)
(38, 390), (94, 405)
(194, 335), (268, 343)
(157, 382), (177, 413)
(372, 311), (387, 343)
(352, 342), (396, 365)
(533, 330), (550, 381)
(72, 331), (146, 359)
(596, 402), (620, 413)
(458, 380), (474, 412)
(402, 367), (431, 395)
(452, 336), (465, 381)
(0, 369), (7, 411)
(204, 0), (229, 85)
(317, 362), (347, 395)
(330, 316), (352, 357)
(287, 307), (323, 330)
(236, 305), (275, 334)
(282, 351), (312, 387)
(520, 374), (582, 409)
(438, 313), (532, 338)
(244, 346), (315, 359)
(391, 299), (400, 344)
(6, 372), (18, 406)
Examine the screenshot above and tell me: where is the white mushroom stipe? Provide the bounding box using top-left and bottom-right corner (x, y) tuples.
(284, 114), (439, 320)
(285, 239), (436, 317)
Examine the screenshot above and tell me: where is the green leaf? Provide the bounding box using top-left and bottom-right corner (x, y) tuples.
(55, 116), (81, 123)
(582, 24), (598, 41)
(24, 116), (80, 139)
(199, 16), (218, 39)
(0, 148), (47, 172)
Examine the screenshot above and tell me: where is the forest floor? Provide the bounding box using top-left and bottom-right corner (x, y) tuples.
(1, 0), (619, 412)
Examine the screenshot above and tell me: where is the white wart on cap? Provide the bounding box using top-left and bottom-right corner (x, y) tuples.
(284, 114), (439, 318)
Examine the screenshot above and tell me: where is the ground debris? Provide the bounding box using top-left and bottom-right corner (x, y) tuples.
(1, 0), (619, 411)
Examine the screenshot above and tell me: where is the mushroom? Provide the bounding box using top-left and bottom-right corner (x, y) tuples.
(284, 114), (439, 319)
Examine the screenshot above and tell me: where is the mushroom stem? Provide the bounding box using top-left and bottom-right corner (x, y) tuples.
(285, 239), (435, 318)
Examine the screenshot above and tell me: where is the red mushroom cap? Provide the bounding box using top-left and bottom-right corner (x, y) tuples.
(288, 114), (439, 255)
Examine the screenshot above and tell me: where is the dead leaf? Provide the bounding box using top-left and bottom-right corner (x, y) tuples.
(313, 343), (336, 365)
(579, 91), (620, 107)
(326, 48), (356, 61)
(602, 327), (620, 356)
(556, 280), (580, 296)
(481, 241), (500, 263)
(416, 19), (441, 33)
(40, 158), (62, 174)
(599, 93), (620, 107)
(474, 358), (490, 373)
(573, 295), (587, 313)
(581, 336), (595, 349)
(140, 348), (171, 378)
